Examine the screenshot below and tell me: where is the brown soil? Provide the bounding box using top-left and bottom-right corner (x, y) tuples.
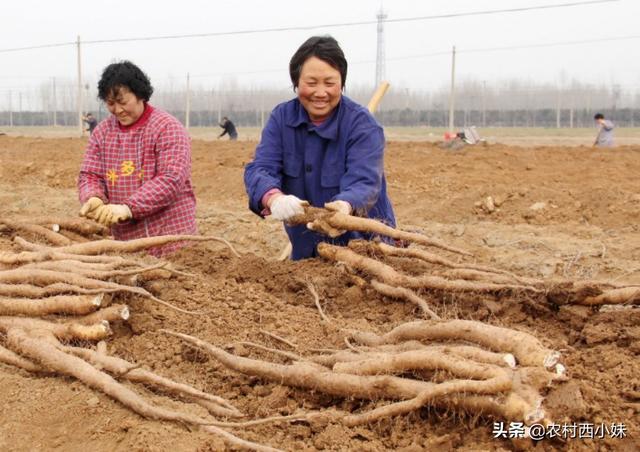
(0, 135), (638, 451)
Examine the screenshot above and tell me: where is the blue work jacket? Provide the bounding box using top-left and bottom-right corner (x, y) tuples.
(244, 95), (396, 260)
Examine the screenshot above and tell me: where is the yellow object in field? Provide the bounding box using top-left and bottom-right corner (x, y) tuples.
(367, 81), (390, 114)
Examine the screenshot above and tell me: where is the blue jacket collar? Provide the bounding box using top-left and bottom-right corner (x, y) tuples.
(285, 97), (342, 141)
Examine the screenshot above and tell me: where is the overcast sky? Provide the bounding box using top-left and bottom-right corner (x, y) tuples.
(1, 0), (639, 99)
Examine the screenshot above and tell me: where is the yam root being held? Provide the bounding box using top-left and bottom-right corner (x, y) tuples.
(289, 206), (470, 256)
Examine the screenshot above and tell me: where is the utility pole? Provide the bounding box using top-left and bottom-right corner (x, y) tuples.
(185, 73), (191, 129)
(482, 80), (487, 128)
(556, 87), (561, 128)
(448, 46), (456, 132)
(52, 77), (57, 127)
(260, 93), (265, 129)
(76, 35), (83, 136)
(8, 91), (13, 127)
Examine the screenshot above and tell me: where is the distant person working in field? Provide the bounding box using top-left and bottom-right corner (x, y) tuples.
(593, 113), (615, 147)
(218, 116), (238, 140)
(82, 113), (98, 135)
(244, 35), (396, 260)
(77, 60), (197, 256)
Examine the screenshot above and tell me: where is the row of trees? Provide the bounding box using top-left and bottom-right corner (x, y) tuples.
(2, 108), (637, 128)
(0, 78), (637, 128)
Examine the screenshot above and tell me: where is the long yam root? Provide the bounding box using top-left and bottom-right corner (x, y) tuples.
(51, 235), (241, 258)
(0, 343), (46, 373)
(580, 287), (640, 305)
(352, 241), (532, 284)
(163, 330), (543, 423)
(64, 345), (242, 418)
(0, 317), (112, 341)
(310, 343), (516, 369)
(30, 217), (109, 236)
(0, 282), (120, 298)
(0, 220), (72, 246)
(0, 268), (197, 315)
(6, 328), (214, 425)
(0, 294), (102, 316)
(290, 207), (471, 255)
(349, 320), (559, 369)
(318, 243), (536, 293)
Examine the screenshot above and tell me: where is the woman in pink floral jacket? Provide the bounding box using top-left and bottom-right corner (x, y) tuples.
(78, 61), (197, 256)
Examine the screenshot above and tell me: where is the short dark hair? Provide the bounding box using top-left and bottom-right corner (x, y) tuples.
(594, 113), (605, 120)
(98, 61), (153, 102)
(289, 36), (347, 90)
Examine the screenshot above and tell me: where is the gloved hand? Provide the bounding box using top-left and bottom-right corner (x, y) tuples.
(306, 200), (352, 238)
(269, 194), (309, 221)
(79, 197), (104, 218)
(94, 204), (132, 227)
(324, 200), (352, 215)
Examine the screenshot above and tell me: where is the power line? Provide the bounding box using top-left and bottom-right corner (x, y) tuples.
(1, 31), (638, 83)
(0, 0), (619, 53)
(0, 41), (75, 54)
(461, 34), (640, 54)
(355, 33), (640, 65)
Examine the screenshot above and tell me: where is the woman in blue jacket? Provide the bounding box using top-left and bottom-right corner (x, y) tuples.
(244, 35), (396, 260)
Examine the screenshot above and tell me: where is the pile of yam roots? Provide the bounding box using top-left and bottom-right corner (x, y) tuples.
(0, 211), (637, 451)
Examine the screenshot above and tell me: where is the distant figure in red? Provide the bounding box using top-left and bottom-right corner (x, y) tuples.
(77, 61), (197, 256)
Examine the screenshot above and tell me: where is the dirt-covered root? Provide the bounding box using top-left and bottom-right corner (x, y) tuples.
(332, 349), (511, 380)
(5, 328), (214, 424)
(0, 294), (103, 316)
(25, 261), (168, 281)
(50, 234), (241, 258)
(0, 268), (196, 315)
(64, 345), (242, 418)
(163, 330), (549, 425)
(29, 216), (109, 237)
(579, 286), (640, 305)
(0, 282), (120, 298)
(2, 328), (283, 451)
(316, 344), (516, 370)
(440, 268), (541, 286)
(0, 342), (46, 372)
(20, 259), (135, 272)
(318, 243), (537, 293)
(201, 426), (284, 452)
(0, 246), (135, 266)
(290, 206), (471, 255)
(369, 280), (440, 319)
(0, 219), (73, 246)
(351, 240), (534, 283)
(342, 371), (512, 426)
(348, 320), (560, 369)
(0, 316), (112, 341)
(75, 304), (130, 325)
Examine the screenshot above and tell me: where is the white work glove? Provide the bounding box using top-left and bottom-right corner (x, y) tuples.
(324, 200), (352, 215)
(306, 200), (352, 238)
(79, 197), (104, 218)
(270, 194), (308, 221)
(93, 204), (133, 227)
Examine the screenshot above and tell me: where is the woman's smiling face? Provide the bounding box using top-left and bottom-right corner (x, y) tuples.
(296, 56), (342, 122)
